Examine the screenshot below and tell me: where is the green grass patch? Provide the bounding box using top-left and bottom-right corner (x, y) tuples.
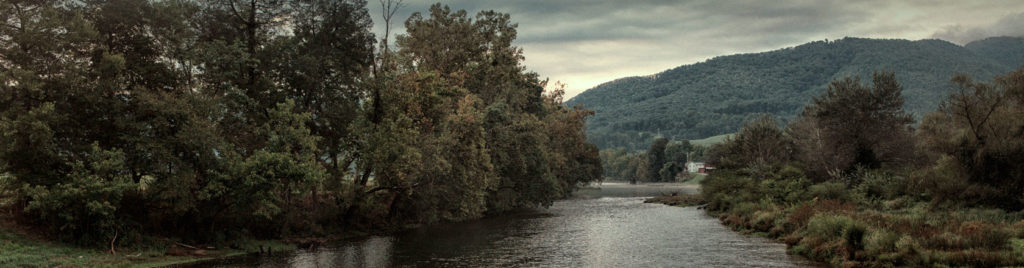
(681, 174), (707, 185)
(0, 227), (294, 267)
(690, 133), (733, 147)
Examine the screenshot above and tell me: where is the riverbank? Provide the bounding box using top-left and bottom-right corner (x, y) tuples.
(707, 198), (1024, 267)
(697, 170), (1024, 267)
(0, 223), (297, 267)
(642, 181), (1024, 267)
(1, 183), (654, 267)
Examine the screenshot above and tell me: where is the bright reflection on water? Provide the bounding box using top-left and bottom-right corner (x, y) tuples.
(185, 183), (817, 267)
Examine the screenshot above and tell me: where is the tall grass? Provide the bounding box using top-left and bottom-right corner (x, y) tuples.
(700, 168), (1024, 267)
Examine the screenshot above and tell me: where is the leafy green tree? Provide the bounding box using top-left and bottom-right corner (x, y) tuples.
(600, 147), (638, 180)
(917, 68), (1024, 208)
(665, 140), (692, 165)
(22, 144), (135, 246)
(789, 72), (915, 180)
(542, 87), (602, 197)
(646, 137), (669, 182)
(659, 162), (685, 182)
(630, 154), (648, 184)
(0, 0), (603, 247)
(278, 0), (374, 180)
(737, 116), (790, 166)
(708, 115), (789, 174)
(390, 4), (599, 216)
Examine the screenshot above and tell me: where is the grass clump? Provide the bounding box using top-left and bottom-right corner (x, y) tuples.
(700, 166), (1024, 267)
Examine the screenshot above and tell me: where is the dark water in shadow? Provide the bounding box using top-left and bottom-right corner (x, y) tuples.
(185, 183), (817, 267)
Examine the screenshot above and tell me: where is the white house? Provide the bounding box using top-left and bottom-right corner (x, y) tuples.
(686, 162), (714, 174)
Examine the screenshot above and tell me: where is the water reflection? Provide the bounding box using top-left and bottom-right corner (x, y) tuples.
(186, 183), (816, 267)
(283, 236), (394, 268)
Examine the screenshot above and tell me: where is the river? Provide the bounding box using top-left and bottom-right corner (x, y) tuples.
(185, 183), (816, 267)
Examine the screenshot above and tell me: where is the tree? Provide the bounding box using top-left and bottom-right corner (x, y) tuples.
(391, 4), (599, 215)
(706, 115), (789, 176)
(664, 140), (692, 165)
(659, 162), (685, 182)
(917, 68), (1024, 208)
(630, 154), (648, 184)
(788, 72), (915, 180)
(646, 137), (669, 182)
(737, 116), (790, 167)
(0, 0), (604, 247)
(282, 0), (375, 181)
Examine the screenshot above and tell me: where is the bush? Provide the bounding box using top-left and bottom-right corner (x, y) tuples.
(761, 177), (810, 204)
(751, 209), (781, 232)
(0, 170), (13, 208)
(894, 235), (922, 263)
(787, 203), (817, 231)
(701, 171), (759, 211)
(21, 144), (137, 246)
(808, 182), (849, 201)
(805, 214), (862, 241)
(852, 170), (909, 201)
(865, 229), (900, 255)
(956, 221), (1012, 250)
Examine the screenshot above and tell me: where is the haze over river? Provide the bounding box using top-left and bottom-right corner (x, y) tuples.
(185, 183), (816, 267)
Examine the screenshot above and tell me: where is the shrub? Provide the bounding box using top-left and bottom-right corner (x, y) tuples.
(910, 156), (970, 205)
(844, 221), (868, 251)
(865, 229), (900, 255)
(761, 176), (810, 204)
(922, 232), (969, 250)
(927, 249), (1017, 267)
(894, 235), (921, 261)
(701, 171), (759, 211)
(805, 214), (863, 242)
(21, 144), (137, 246)
(852, 170), (909, 201)
(787, 203), (817, 230)
(732, 202), (761, 217)
(957, 221), (1011, 250)
(751, 209), (780, 232)
(808, 182), (849, 201)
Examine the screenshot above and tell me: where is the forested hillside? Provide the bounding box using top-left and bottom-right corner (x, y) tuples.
(569, 37), (1024, 150)
(966, 36), (1024, 68)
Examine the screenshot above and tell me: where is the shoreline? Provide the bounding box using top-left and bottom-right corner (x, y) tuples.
(643, 183), (1024, 267)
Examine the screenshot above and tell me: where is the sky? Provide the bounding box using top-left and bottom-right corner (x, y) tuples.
(367, 0), (1024, 99)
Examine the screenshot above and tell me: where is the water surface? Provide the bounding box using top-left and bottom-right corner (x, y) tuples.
(188, 183), (816, 267)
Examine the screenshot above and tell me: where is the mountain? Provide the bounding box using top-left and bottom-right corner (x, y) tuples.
(567, 36), (1024, 150)
(965, 36), (1024, 68)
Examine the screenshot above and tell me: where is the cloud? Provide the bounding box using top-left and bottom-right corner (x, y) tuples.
(932, 12), (1024, 44)
(368, 1), (1024, 98)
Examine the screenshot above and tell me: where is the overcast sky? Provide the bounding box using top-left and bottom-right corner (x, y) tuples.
(367, 0), (1024, 99)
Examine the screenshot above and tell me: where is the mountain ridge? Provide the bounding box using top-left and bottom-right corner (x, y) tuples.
(568, 36), (1024, 150)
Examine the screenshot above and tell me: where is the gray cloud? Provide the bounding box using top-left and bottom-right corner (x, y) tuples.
(368, 1), (1024, 98)
(932, 12), (1024, 44)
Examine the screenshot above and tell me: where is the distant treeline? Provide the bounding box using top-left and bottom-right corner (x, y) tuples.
(0, 1), (600, 246)
(701, 68), (1024, 266)
(599, 139), (707, 183)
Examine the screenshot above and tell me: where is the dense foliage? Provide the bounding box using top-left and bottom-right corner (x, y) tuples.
(700, 68), (1024, 266)
(568, 37), (1024, 150)
(599, 138), (704, 183)
(0, 1), (600, 247)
